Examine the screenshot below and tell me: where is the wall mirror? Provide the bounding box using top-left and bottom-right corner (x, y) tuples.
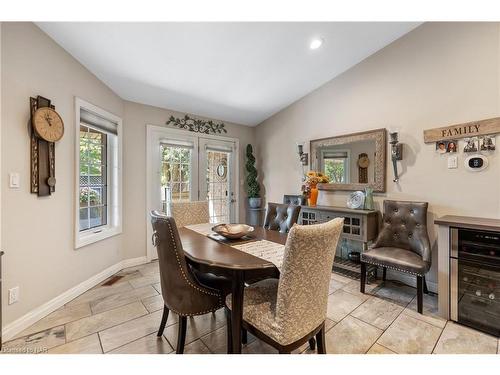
(310, 128), (387, 192)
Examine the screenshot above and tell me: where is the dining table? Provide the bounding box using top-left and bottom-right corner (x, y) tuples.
(178, 224), (287, 354)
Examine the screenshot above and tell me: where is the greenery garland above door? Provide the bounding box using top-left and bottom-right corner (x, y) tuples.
(166, 114), (227, 134)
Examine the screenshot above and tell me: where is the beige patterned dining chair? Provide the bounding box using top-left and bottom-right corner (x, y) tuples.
(171, 200), (210, 228)
(225, 218), (344, 354)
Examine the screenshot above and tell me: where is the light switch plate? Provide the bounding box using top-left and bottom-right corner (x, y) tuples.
(9, 286), (20, 305)
(9, 172), (20, 188)
(447, 156), (458, 169)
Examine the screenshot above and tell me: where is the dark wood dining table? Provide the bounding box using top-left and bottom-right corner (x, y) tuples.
(178, 226), (287, 354)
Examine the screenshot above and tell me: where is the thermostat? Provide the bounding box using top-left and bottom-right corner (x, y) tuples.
(464, 155), (488, 172)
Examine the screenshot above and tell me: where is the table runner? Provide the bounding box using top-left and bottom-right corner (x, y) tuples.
(185, 223), (285, 270)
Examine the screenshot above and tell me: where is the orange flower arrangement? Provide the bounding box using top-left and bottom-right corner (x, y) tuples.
(302, 171), (329, 206)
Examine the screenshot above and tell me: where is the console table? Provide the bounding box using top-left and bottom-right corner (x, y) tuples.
(0, 251), (4, 350)
(299, 205), (379, 277)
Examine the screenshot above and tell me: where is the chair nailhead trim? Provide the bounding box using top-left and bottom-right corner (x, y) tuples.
(360, 259), (424, 276)
(153, 217), (223, 315)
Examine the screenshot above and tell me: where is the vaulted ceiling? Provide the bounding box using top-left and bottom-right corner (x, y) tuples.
(37, 22), (421, 125)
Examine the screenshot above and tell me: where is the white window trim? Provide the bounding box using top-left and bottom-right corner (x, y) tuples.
(74, 97), (122, 249)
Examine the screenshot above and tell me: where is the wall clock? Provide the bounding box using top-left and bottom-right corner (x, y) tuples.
(357, 153), (370, 183)
(30, 96), (64, 196)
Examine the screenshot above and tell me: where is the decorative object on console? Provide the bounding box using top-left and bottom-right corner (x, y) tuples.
(423, 116), (500, 143)
(166, 114), (226, 134)
(310, 128), (386, 193)
(363, 187), (374, 210)
(246, 144), (262, 208)
(29, 96), (64, 196)
(464, 154), (488, 172)
(389, 132), (403, 182)
(303, 171), (329, 207)
(357, 153), (369, 183)
(347, 191), (365, 210)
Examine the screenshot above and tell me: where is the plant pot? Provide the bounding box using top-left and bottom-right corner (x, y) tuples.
(248, 197), (262, 209)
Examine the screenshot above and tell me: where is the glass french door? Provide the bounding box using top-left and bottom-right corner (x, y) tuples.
(147, 128), (238, 261)
(199, 138), (236, 224)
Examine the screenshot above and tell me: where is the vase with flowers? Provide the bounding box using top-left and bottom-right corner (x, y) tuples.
(301, 171), (330, 206)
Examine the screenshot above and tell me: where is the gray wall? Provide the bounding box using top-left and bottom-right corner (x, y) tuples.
(255, 22), (500, 289)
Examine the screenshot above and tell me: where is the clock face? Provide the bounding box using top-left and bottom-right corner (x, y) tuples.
(33, 107), (64, 142)
(358, 155), (370, 169)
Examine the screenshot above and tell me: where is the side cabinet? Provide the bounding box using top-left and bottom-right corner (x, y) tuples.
(299, 205), (379, 277)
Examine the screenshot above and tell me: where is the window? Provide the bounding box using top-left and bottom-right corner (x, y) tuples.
(75, 98), (122, 248)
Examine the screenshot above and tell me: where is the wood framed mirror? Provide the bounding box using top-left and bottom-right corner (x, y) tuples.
(310, 128), (387, 192)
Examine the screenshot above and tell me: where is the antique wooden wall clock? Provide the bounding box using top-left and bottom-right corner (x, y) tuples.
(30, 96), (64, 196)
(357, 153), (370, 184)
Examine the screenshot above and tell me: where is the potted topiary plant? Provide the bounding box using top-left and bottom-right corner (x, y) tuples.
(246, 144), (262, 208)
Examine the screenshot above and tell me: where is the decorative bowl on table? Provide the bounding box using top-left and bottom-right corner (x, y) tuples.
(211, 223), (255, 239)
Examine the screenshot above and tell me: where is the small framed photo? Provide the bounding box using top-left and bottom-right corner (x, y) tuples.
(446, 140), (458, 153)
(463, 137), (478, 153)
(436, 141), (447, 154)
(480, 135), (495, 151)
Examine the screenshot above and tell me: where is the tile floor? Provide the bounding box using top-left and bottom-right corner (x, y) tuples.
(2, 261), (500, 354)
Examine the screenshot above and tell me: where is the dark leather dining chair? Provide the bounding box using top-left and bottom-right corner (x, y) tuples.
(264, 202), (301, 234)
(359, 200), (431, 313)
(283, 194), (306, 206)
(150, 210), (226, 353)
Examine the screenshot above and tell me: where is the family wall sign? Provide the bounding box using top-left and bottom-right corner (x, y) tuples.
(423, 117), (500, 143)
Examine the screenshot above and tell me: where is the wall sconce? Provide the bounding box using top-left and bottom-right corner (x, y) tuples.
(297, 143), (308, 166)
(389, 132), (403, 182)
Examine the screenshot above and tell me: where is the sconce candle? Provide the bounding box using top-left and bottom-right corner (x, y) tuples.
(389, 132), (403, 182)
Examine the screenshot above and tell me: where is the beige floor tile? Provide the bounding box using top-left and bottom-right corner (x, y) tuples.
(377, 313), (442, 354)
(351, 297), (404, 330)
(324, 315), (382, 354)
(199, 326), (256, 354)
(138, 262), (160, 276)
(3, 326), (66, 354)
(374, 280), (416, 307)
(48, 334), (102, 354)
(15, 303), (91, 339)
(152, 283), (161, 294)
(90, 285), (158, 314)
(101, 269), (142, 285)
(181, 339), (211, 354)
(366, 343), (396, 354)
(66, 301), (147, 342)
(341, 279), (382, 297)
(142, 294), (164, 313)
(99, 310), (166, 352)
(404, 294), (447, 329)
(129, 273), (160, 289)
(67, 282), (133, 307)
(433, 322), (498, 354)
(242, 339), (278, 354)
(330, 273), (354, 284)
(164, 310), (226, 347)
(297, 319), (337, 354)
(326, 289), (368, 322)
(109, 333), (173, 354)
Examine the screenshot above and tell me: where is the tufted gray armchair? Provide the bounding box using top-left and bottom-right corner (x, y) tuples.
(360, 200), (431, 313)
(264, 202), (301, 233)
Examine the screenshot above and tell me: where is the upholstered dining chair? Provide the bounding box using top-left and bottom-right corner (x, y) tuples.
(264, 202), (301, 234)
(283, 194), (306, 206)
(360, 200), (431, 313)
(171, 200), (210, 228)
(150, 210), (226, 354)
(225, 218), (344, 354)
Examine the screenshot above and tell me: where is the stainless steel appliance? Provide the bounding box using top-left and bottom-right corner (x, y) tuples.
(450, 227), (500, 336)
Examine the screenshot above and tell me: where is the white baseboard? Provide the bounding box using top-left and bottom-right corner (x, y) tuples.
(2, 256), (148, 342)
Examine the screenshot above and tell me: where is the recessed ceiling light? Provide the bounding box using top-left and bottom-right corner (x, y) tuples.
(310, 37), (323, 50)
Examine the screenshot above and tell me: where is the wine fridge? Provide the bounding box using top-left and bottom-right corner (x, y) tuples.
(450, 227), (500, 337)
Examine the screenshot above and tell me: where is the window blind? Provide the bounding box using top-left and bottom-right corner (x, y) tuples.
(80, 108), (118, 135)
